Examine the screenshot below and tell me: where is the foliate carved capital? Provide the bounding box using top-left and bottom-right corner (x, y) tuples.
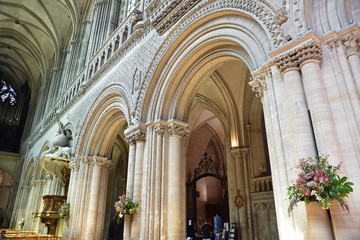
(231, 147), (249, 161)
(155, 123), (166, 136)
(249, 70), (270, 103)
(341, 32), (360, 55)
(325, 38), (339, 51)
(168, 123), (190, 140)
(69, 159), (80, 170)
(125, 130), (146, 144)
(93, 156), (109, 167)
(275, 41), (321, 74)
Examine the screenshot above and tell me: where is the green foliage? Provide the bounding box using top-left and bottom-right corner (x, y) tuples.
(287, 155), (353, 216)
(59, 201), (70, 218)
(114, 195), (139, 224)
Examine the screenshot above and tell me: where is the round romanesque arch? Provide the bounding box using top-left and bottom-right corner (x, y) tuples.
(75, 83), (133, 158)
(137, 0), (287, 126)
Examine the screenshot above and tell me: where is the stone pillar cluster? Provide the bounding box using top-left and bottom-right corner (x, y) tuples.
(65, 156), (111, 239)
(122, 120), (189, 240)
(253, 30), (360, 239)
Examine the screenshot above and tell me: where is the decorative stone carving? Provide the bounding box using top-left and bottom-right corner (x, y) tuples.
(274, 7), (288, 25)
(155, 123), (165, 135)
(125, 130), (146, 144)
(93, 156), (108, 166)
(69, 160), (80, 171)
(341, 32), (360, 55)
(325, 38), (339, 52)
(151, 0), (201, 35)
(275, 40), (321, 74)
(132, 68), (141, 94)
(188, 152), (226, 182)
(135, 0), (286, 126)
(249, 72), (268, 103)
(151, 0), (286, 47)
(167, 122), (190, 140)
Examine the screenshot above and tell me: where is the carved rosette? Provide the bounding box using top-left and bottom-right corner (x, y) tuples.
(168, 123), (190, 141)
(341, 32), (360, 56)
(275, 40), (322, 74)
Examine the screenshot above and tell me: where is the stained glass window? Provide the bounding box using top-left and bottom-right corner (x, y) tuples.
(0, 80), (16, 105)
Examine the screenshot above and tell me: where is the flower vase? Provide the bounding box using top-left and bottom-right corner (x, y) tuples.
(305, 201), (334, 239)
(123, 213), (132, 239)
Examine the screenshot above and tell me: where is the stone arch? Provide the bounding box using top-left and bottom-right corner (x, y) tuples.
(139, 9), (273, 132)
(75, 83), (132, 158)
(136, 1), (287, 126)
(23, 158), (35, 186)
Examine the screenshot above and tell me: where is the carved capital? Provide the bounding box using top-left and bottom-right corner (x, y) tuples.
(325, 38), (339, 52)
(231, 147), (249, 162)
(297, 41), (322, 65)
(92, 156), (109, 167)
(168, 122), (190, 140)
(249, 70), (270, 103)
(275, 41), (321, 74)
(341, 32), (360, 55)
(155, 123), (166, 135)
(80, 156), (91, 165)
(69, 160), (80, 171)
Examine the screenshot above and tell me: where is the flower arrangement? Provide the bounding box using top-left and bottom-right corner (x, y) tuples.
(18, 218), (25, 230)
(287, 155), (354, 216)
(59, 202), (70, 218)
(114, 195), (139, 223)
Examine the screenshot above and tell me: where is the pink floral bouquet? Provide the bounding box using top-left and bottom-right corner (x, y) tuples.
(287, 155), (353, 216)
(114, 194), (139, 223)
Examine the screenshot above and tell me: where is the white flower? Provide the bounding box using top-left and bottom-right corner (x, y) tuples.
(119, 213), (123, 218)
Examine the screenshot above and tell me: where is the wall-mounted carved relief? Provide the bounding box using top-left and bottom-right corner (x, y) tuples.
(132, 68), (142, 94)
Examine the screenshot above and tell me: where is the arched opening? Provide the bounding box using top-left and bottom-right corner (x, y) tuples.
(104, 122), (129, 240)
(74, 84), (133, 239)
(141, 9), (280, 238)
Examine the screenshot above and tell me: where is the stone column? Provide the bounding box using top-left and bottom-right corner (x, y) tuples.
(299, 41), (360, 239)
(341, 32), (360, 93)
(123, 135), (136, 240)
(62, 160), (80, 237)
(85, 156), (110, 239)
(130, 130), (146, 240)
(230, 148), (249, 240)
(167, 121), (189, 240)
(273, 42), (337, 238)
(154, 123), (165, 239)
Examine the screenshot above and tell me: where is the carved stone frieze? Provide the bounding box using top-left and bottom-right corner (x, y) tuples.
(151, 0), (201, 35)
(275, 40), (321, 74)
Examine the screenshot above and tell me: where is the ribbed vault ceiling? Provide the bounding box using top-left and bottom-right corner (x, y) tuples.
(0, 0), (91, 95)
